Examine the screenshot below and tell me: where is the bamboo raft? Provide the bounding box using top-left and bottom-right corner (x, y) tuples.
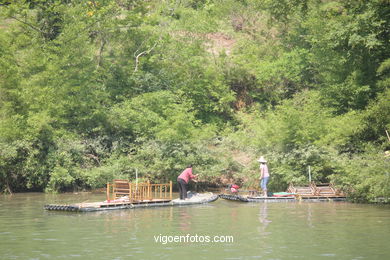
(219, 194), (296, 202)
(44, 180), (218, 212)
(219, 194), (346, 202)
(220, 183), (346, 203)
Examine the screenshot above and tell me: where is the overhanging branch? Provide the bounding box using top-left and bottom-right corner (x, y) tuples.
(133, 40), (159, 72)
(10, 16), (44, 34)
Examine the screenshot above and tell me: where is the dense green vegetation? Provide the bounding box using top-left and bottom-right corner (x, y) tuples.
(1, 0), (389, 202)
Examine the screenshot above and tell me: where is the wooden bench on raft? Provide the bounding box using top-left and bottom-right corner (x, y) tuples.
(287, 183), (345, 197)
(106, 179), (173, 202)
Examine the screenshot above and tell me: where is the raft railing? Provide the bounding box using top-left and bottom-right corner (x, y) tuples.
(287, 183), (316, 196)
(287, 182), (345, 197)
(106, 179), (173, 202)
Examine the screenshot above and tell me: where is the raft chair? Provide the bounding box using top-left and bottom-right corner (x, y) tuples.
(313, 183), (335, 196)
(113, 179), (131, 200)
(313, 183), (345, 197)
(287, 183), (316, 197)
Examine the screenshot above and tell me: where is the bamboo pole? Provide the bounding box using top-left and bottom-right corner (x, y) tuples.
(147, 180), (151, 200)
(113, 182), (116, 199)
(386, 130), (390, 143)
(106, 182), (110, 202)
(169, 181), (172, 200)
(135, 168), (138, 191)
(129, 182), (132, 202)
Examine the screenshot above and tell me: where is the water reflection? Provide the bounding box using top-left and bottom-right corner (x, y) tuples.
(230, 207), (238, 222)
(178, 208), (192, 232)
(258, 203), (272, 235)
(306, 203), (314, 228)
(1, 193), (390, 259)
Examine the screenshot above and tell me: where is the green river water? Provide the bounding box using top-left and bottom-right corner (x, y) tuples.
(1, 192), (390, 260)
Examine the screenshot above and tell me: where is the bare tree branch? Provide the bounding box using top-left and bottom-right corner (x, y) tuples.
(86, 154), (101, 166)
(96, 37), (106, 69)
(133, 40), (159, 72)
(10, 16), (44, 34)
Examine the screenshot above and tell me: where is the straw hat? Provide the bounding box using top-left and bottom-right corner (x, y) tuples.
(257, 156), (267, 163)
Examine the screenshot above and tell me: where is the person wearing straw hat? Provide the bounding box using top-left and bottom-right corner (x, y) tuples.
(258, 156), (269, 197)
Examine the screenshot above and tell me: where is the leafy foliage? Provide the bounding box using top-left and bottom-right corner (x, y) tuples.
(0, 0), (389, 202)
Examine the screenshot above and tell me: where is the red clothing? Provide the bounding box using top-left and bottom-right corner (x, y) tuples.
(178, 168), (195, 184)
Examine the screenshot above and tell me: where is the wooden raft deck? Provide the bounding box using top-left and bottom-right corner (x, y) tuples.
(219, 194), (296, 202)
(45, 194), (220, 212)
(219, 183), (346, 203)
(219, 194), (346, 203)
(44, 180), (220, 212)
(45, 180), (174, 212)
(44, 198), (174, 212)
